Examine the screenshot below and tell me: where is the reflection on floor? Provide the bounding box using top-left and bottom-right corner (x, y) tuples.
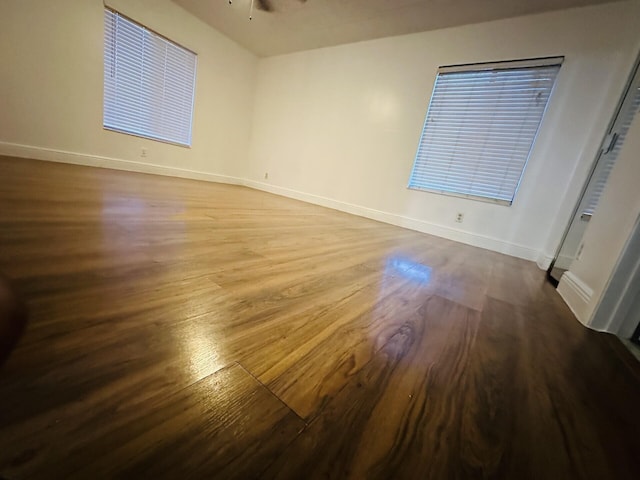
(1, 156), (640, 479)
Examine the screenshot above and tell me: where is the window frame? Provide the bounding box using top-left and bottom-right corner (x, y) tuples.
(408, 57), (563, 206)
(103, 8), (198, 148)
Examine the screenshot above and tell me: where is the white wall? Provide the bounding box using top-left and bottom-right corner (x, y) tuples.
(247, 1), (640, 263)
(1, 0), (639, 273)
(558, 113), (640, 330)
(0, 0), (257, 181)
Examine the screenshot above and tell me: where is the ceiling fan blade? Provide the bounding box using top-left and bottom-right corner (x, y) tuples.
(256, 0), (273, 12)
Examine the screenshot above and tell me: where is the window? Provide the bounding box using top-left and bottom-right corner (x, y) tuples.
(103, 9), (197, 147)
(409, 58), (562, 205)
(582, 84), (640, 216)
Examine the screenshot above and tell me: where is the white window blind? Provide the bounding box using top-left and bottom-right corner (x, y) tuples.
(582, 86), (640, 216)
(103, 9), (197, 147)
(409, 58), (562, 205)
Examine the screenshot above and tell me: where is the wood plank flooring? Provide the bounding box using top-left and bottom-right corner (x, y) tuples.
(0, 155), (639, 479)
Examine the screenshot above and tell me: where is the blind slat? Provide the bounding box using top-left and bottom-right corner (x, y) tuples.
(103, 9), (197, 147)
(582, 91), (640, 215)
(409, 62), (561, 204)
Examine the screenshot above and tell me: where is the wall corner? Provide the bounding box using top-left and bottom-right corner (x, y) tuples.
(557, 271), (594, 326)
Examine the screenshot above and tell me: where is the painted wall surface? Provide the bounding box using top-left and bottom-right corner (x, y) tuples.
(560, 114), (640, 329)
(247, 1), (640, 261)
(0, 0), (257, 179)
(1, 0), (639, 270)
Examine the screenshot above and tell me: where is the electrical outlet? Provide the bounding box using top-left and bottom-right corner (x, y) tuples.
(455, 212), (464, 223)
(264, 172), (269, 180)
(140, 148), (148, 158)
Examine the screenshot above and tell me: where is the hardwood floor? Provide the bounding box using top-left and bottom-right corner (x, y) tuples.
(0, 155), (639, 479)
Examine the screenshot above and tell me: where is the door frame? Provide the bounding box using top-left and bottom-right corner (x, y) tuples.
(547, 53), (640, 283)
(590, 213), (640, 337)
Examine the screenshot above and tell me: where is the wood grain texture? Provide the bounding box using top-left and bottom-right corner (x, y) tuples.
(67, 363), (305, 479)
(0, 155), (639, 479)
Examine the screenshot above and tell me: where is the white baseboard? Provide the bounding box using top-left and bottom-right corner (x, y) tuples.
(557, 271), (593, 325)
(244, 179), (541, 262)
(0, 141), (548, 264)
(0, 141), (243, 185)
(536, 252), (554, 270)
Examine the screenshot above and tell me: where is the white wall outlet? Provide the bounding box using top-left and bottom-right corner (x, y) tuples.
(140, 148), (148, 158)
(455, 212), (464, 223)
(264, 172), (269, 180)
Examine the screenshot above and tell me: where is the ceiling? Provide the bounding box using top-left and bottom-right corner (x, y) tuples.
(173, 0), (619, 57)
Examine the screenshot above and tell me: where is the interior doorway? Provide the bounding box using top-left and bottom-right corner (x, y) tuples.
(549, 60), (640, 284)
(589, 213), (640, 337)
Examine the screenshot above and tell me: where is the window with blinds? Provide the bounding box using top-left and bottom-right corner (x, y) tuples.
(582, 85), (640, 216)
(103, 9), (197, 147)
(409, 58), (562, 205)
